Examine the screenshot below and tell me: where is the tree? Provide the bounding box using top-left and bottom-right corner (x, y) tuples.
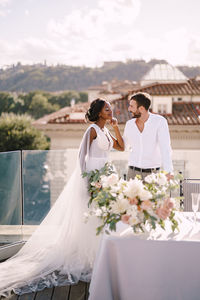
(79, 92), (88, 102)
(0, 92), (15, 115)
(0, 113), (50, 151)
(48, 91), (88, 108)
(28, 93), (59, 119)
(49, 91), (80, 108)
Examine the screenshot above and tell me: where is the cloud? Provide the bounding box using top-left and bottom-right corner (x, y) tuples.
(25, 9), (30, 16)
(45, 0), (198, 67)
(47, 0), (141, 39)
(0, 37), (71, 67)
(45, 0), (141, 65)
(0, 0), (199, 67)
(0, 39), (22, 66)
(0, 0), (11, 6)
(0, 0), (11, 17)
(186, 35), (200, 66)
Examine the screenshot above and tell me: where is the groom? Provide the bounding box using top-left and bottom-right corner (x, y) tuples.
(123, 92), (173, 180)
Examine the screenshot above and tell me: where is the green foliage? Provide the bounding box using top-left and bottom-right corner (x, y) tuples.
(48, 91), (80, 108)
(82, 163), (115, 205)
(28, 93), (59, 119)
(0, 113), (50, 151)
(0, 92), (15, 114)
(0, 90), (88, 120)
(79, 92), (88, 103)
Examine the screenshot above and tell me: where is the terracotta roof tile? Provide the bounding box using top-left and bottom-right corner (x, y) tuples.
(127, 79), (200, 96)
(113, 98), (200, 125)
(33, 102), (89, 125)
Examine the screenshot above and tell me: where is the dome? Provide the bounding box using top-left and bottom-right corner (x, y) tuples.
(140, 63), (188, 86)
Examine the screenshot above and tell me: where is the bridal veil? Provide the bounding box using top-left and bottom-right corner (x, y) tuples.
(0, 125), (101, 297)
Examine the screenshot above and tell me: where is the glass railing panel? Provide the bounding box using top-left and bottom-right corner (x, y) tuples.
(0, 149), (187, 229)
(0, 151), (22, 246)
(22, 150), (69, 225)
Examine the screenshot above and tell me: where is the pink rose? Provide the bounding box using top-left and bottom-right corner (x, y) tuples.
(128, 197), (138, 205)
(121, 214), (130, 224)
(156, 207), (170, 220)
(141, 200), (152, 211)
(95, 182), (102, 189)
(164, 198), (174, 209)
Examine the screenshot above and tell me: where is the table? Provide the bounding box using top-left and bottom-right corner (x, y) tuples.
(89, 213), (200, 300)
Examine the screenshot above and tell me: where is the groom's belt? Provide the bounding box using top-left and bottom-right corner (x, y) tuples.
(129, 166), (160, 173)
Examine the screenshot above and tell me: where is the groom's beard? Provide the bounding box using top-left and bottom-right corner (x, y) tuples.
(132, 110), (141, 119)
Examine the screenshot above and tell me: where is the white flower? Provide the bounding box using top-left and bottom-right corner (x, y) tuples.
(100, 175), (107, 185)
(170, 197), (180, 210)
(145, 173), (157, 184)
(129, 216), (139, 226)
(155, 186), (167, 196)
(95, 209), (103, 217)
(110, 183), (121, 194)
(157, 172), (168, 186)
(100, 173), (119, 188)
(110, 198), (129, 214)
(119, 178), (127, 185)
(128, 208), (139, 226)
(124, 178), (143, 199)
(117, 193), (125, 201)
(138, 188), (152, 201)
(111, 192), (117, 197)
(127, 205), (138, 217)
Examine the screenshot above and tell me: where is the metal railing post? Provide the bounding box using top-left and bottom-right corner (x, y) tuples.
(179, 171), (184, 209)
(20, 150), (24, 226)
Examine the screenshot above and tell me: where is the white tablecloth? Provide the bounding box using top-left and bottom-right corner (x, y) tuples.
(89, 213), (200, 300)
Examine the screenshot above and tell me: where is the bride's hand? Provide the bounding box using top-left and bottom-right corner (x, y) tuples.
(109, 117), (118, 128)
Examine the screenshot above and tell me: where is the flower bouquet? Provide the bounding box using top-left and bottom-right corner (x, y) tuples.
(83, 163), (182, 235)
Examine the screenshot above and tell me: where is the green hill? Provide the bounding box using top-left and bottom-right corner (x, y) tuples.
(0, 60), (199, 92)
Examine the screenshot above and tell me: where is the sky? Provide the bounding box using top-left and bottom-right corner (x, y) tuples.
(0, 0), (200, 68)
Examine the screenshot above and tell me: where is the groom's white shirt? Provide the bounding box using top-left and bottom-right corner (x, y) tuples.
(123, 113), (173, 173)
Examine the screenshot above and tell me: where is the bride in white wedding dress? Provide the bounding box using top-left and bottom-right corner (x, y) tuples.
(0, 99), (124, 297)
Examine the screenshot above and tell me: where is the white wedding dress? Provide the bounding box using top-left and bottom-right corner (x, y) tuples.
(0, 124), (113, 297)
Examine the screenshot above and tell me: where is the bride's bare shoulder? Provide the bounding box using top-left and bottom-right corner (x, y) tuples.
(89, 126), (97, 145)
(90, 127), (97, 137)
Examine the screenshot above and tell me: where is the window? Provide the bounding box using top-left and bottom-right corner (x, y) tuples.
(157, 104), (167, 114)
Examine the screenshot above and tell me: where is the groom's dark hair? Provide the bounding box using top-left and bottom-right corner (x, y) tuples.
(130, 92), (151, 110)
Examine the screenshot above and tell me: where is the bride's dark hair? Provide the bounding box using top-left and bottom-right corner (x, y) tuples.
(85, 98), (106, 122)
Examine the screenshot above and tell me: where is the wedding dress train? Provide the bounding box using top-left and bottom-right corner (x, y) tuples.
(0, 124), (113, 297)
